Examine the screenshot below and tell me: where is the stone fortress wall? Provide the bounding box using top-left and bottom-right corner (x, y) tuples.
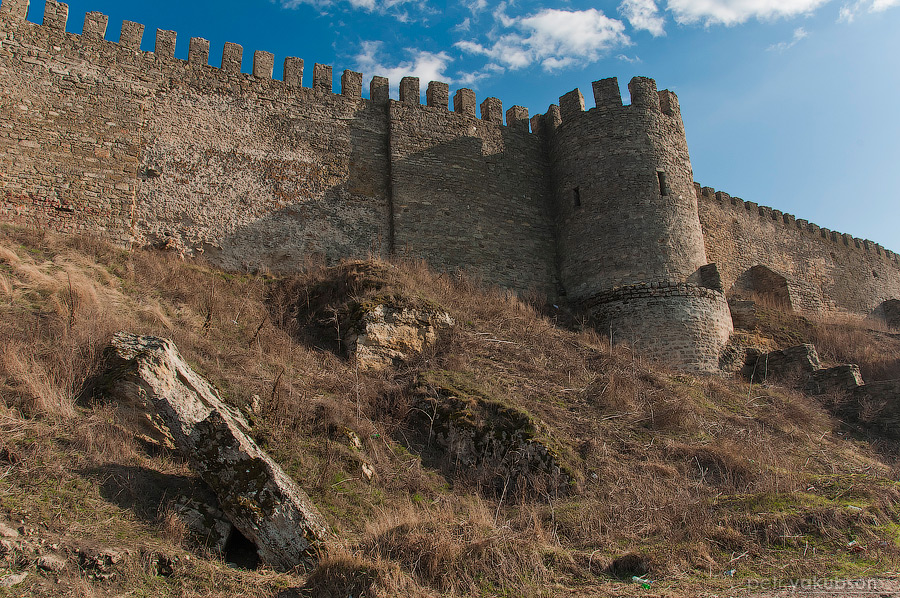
(696, 186), (900, 316)
(1, 0), (898, 371)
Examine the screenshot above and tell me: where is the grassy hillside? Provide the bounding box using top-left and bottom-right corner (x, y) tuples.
(0, 225), (898, 597)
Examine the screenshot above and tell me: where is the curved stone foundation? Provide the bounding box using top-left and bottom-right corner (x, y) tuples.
(585, 283), (733, 372)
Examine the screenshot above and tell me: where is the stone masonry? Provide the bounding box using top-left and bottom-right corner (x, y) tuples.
(1, 0), (898, 370)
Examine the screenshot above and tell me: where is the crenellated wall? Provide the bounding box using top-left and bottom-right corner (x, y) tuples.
(2, 0), (900, 372)
(0, 0), (556, 286)
(388, 91), (556, 296)
(696, 185), (900, 316)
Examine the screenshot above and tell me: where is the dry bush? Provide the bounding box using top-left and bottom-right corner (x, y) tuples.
(809, 314), (900, 381)
(361, 497), (551, 595)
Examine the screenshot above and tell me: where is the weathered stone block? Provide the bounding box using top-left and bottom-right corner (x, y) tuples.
(370, 76), (388, 105)
(453, 88), (476, 117)
(0, 0), (30, 20)
(154, 29), (176, 58)
(399, 76), (419, 105)
(742, 344), (821, 384)
(506, 106), (529, 131)
(119, 20), (144, 51)
(221, 42), (243, 73)
(283, 57), (303, 87)
(426, 81), (448, 109)
(658, 89), (680, 117)
(344, 300), (453, 371)
(312, 63), (332, 93)
(82, 11), (108, 41)
(42, 0), (68, 31)
(252, 50), (274, 79)
(188, 37), (209, 66)
(592, 77), (620, 109)
(805, 364), (864, 396)
(628, 76), (659, 110)
(341, 70), (362, 97)
(559, 89), (584, 121)
(480, 97), (502, 124)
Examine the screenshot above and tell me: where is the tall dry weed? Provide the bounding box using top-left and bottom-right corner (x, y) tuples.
(1, 343), (74, 418)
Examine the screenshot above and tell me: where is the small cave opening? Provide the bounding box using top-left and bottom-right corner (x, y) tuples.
(224, 527), (260, 570)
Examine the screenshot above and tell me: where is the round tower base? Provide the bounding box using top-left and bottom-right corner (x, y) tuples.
(585, 283), (733, 373)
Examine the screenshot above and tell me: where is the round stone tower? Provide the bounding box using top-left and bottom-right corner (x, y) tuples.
(547, 76), (732, 371)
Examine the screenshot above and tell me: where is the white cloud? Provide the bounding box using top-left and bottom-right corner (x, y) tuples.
(455, 8), (630, 71)
(839, 0), (900, 21)
(666, 0), (830, 25)
(278, 0), (414, 14)
(465, 0), (489, 13)
(354, 41), (454, 93)
(767, 26), (809, 51)
(619, 0), (666, 36)
(872, 0), (900, 10)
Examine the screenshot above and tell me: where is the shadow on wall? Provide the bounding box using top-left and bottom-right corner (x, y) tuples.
(728, 265), (793, 310)
(212, 115), (557, 296)
(388, 131), (556, 297)
(870, 299), (900, 330)
(139, 103), (392, 273)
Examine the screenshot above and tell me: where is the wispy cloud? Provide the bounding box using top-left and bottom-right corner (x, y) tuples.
(619, 0), (666, 36)
(453, 17), (472, 32)
(839, 0), (900, 22)
(464, 0), (489, 14)
(354, 41), (454, 93)
(278, 0), (416, 17)
(455, 7), (630, 71)
(666, 0), (830, 26)
(767, 26), (809, 51)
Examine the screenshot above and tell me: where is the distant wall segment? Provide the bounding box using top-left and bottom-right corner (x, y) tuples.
(696, 186), (900, 316)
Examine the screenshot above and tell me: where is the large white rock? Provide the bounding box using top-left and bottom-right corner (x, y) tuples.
(344, 301), (454, 370)
(103, 332), (328, 572)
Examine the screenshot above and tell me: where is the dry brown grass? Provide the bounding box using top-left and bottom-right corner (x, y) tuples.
(0, 226), (898, 597)
(808, 313), (900, 381)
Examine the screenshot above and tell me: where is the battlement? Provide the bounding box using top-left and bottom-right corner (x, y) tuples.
(553, 76), (683, 126)
(694, 183), (899, 264)
(0, 0), (545, 133)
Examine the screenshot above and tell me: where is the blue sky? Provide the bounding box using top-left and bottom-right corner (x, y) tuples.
(23, 0), (900, 251)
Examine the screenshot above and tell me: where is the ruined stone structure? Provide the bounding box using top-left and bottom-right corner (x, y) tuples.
(1, 0), (898, 372)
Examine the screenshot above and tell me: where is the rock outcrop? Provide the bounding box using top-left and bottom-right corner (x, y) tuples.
(344, 297), (453, 370)
(100, 332), (328, 572)
(742, 344), (821, 383)
(411, 371), (573, 496)
(846, 380), (900, 438)
(742, 344), (865, 397)
(804, 364), (864, 396)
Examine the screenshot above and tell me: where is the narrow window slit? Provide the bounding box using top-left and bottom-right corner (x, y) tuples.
(657, 171), (668, 196)
(573, 187), (581, 208)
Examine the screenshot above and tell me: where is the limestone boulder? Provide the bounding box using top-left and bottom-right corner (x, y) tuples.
(344, 298), (453, 370)
(100, 332), (328, 572)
